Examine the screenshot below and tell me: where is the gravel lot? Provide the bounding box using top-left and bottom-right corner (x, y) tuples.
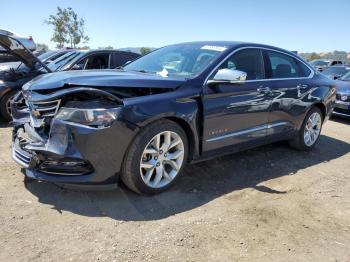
(0, 118), (349, 261)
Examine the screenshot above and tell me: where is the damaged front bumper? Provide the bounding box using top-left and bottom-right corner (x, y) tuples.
(11, 94), (139, 189)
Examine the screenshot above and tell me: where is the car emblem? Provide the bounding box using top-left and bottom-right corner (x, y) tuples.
(341, 94), (348, 101)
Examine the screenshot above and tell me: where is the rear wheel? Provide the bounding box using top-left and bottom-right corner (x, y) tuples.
(0, 91), (17, 122)
(121, 119), (188, 195)
(289, 107), (323, 150)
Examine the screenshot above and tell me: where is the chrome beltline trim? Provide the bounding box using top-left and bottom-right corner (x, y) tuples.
(206, 122), (288, 142)
(12, 147), (30, 168)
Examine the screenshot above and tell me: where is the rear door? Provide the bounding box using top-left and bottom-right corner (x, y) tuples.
(262, 49), (313, 136)
(202, 48), (272, 152)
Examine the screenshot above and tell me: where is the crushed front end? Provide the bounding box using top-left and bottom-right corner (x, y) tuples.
(11, 87), (139, 188)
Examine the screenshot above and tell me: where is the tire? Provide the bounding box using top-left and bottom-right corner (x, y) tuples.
(121, 119), (188, 195)
(0, 91), (17, 122)
(289, 107), (323, 151)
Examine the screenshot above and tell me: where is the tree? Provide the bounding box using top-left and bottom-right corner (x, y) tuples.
(66, 8), (89, 48)
(45, 7), (89, 48)
(140, 47), (151, 55)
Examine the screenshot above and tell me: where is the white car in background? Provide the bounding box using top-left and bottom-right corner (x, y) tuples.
(0, 29), (36, 51)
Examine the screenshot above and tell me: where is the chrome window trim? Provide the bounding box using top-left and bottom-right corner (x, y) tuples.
(204, 46), (315, 85)
(206, 122), (288, 142)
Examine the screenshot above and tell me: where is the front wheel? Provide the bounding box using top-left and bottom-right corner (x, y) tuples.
(289, 107), (323, 150)
(121, 119), (188, 195)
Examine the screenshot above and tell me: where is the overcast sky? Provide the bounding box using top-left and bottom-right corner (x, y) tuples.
(1, 0), (349, 52)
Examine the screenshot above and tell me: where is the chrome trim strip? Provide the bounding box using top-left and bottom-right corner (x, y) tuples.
(204, 46), (315, 86)
(12, 147), (30, 168)
(206, 122), (288, 142)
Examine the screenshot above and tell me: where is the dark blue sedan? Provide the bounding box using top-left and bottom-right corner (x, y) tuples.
(11, 41), (336, 194)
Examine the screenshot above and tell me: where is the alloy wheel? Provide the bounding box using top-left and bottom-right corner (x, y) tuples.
(5, 94), (14, 117)
(140, 131), (185, 188)
(303, 112), (322, 147)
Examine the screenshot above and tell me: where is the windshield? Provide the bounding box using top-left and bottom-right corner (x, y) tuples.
(339, 71), (350, 81)
(310, 60), (329, 67)
(124, 43), (227, 77)
(47, 51), (84, 71)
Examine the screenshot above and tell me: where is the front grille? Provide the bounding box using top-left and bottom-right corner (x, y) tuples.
(30, 100), (61, 117)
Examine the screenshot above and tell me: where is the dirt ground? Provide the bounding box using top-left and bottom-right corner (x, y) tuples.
(0, 117), (349, 262)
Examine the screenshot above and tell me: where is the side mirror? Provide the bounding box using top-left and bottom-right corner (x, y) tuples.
(207, 68), (247, 85)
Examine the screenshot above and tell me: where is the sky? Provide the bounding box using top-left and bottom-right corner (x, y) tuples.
(0, 0), (349, 52)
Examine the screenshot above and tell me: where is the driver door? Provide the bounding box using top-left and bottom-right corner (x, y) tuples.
(202, 48), (272, 152)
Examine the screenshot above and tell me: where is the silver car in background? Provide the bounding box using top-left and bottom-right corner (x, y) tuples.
(0, 29), (36, 51)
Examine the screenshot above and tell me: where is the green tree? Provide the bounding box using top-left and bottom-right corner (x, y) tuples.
(140, 47), (151, 55)
(45, 7), (89, 48)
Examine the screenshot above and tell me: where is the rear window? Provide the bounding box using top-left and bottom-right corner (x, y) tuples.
(265, 51), (311, 79)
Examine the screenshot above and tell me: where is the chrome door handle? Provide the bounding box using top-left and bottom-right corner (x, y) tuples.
(257, 86), (271, 93)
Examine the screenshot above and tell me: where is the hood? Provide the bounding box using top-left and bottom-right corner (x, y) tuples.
(335, 80), (350, 94)
(23, 70), (187, 91)
(0, 34), (51, 72)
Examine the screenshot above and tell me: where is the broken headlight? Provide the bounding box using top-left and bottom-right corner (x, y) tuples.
(55, 107), (121, 127)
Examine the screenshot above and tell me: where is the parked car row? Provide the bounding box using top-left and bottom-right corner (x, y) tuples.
(0, 29), (37, 63)
(0, 31), (337, 194)
(309, 59), (344, 72)
(308, 59), (350, 118)
(333, 72), (350, 117)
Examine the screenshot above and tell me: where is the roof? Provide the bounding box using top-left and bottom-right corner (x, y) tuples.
(170, 41), (300, 59)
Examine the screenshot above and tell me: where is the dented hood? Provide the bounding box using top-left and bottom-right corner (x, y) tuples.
(23, 69), (186, 91)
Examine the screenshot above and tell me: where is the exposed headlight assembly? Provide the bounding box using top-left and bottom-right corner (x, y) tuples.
(55, 107), (121, 127)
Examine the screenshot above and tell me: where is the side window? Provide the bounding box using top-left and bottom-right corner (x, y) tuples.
(112, 53), (137, 67)
(219, 49), (264, 80)
(73, 57), (87, 70)
(80, 54), (110, 70)
(265, 51), (311, 78)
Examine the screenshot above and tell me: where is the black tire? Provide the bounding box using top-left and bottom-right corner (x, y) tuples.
(289, 107), (323, 151)
(0, 91), (17, 122)
(121, 119), (188, 195)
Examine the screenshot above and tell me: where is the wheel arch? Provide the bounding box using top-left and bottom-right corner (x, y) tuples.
(313, 102), (327, 120)
(164, 116), (197, 162)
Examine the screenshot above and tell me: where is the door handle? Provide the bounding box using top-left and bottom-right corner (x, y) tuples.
(257, 86), (271, 93)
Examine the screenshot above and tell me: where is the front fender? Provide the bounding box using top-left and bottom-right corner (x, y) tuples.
(120, 87), (202, 160)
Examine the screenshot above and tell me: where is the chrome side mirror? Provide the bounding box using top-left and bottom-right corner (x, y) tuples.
(207, 68), (247, 85)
